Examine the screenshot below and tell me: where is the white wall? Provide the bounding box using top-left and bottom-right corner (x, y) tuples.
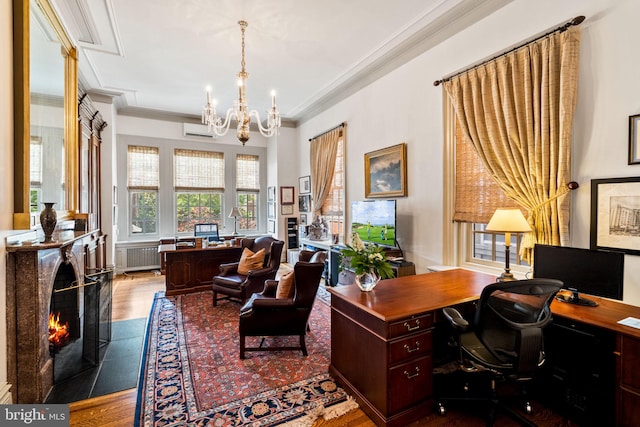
(296, 0), (640, 306)
(0, 0), (13, 403)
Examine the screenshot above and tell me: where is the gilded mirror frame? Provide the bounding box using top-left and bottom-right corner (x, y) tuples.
(13, 0), (78, 229)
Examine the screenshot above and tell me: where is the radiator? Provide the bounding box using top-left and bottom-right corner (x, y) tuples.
(115, 243), (161, 273)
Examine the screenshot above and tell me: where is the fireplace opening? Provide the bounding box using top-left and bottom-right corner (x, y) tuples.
(49, 264), (113, 384)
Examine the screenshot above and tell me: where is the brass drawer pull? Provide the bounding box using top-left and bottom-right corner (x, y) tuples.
(404, 367), (420, 379)
(404, 342), (420, 353)
(403, 319), (421, 331)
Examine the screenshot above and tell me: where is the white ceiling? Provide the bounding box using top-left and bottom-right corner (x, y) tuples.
(50, 0), (511, 124)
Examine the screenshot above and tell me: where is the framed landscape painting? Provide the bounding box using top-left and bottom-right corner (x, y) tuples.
(591, 176), (640, 255)
(364, 143), (407, 198)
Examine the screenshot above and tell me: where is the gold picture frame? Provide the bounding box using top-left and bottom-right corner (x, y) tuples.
(364, 143), (407, 198)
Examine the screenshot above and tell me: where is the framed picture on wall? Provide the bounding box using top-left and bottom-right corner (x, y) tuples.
(268, 202), (276, 219)
(280, 186), (295, 205)
(300, 213), (307, 225)
(281, 204), (293, 215)
(268, 186), (276, 202)
(590, 176), (640, 255)
(299, 176), (311, 194)
(268, 220), (276, 234)
(364, 143), (407, 198)
(298, 194), (311, 212)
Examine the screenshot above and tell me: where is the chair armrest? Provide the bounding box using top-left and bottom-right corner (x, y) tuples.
(218, 263), (239, 275)
(251, 297), (294, 308)
(442, 307), (469, 331)
(246, 266), (275, 277)
(260, 280), (279, 297)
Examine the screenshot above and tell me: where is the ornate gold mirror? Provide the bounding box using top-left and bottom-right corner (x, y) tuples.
(13, 0), (78, 229)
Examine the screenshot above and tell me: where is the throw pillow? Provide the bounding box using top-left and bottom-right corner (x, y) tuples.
(237, 248), (266, 275)
(276, 271), (295, 299)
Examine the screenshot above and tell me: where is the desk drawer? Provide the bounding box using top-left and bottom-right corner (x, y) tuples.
(388, 313), (433, 339)
(388, 355), (432, 414)
(389, 330), (432, 365)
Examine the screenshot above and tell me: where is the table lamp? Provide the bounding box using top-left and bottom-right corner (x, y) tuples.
(228, 207), (241, 235)
(485, 208), (532, 282)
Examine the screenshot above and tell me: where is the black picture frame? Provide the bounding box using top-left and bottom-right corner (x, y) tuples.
(590, 176), (640, 255)
(629, 115), (640, 165)
(299, 175), (311, 194)
(298, 194), (311, 212)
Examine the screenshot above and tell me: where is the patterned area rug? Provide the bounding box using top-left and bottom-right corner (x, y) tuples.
(135, 290), (356, 426)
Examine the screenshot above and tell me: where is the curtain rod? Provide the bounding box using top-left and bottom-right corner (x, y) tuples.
(308, 122), (346, 142)
(433, 15), (585, 87)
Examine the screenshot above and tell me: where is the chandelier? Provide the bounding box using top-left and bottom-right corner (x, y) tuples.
(201, 20), (281, 145)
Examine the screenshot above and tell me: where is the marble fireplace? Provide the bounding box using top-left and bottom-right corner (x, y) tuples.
(5, 228), (107, 403)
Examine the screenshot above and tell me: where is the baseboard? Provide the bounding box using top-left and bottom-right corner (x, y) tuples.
(0, 382), (13, 404)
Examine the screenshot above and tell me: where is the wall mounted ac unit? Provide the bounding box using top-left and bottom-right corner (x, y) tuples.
(183, 123), (216, 139)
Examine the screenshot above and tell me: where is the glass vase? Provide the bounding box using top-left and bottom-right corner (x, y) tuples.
(355, 271), (381, 292)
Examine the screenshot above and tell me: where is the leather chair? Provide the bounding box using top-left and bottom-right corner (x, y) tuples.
(436, 278), (563, 426)
(238, 260), (325, 359)
(211, 236), (284, 306)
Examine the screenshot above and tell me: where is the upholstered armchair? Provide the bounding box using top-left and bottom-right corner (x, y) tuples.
(211, 236), (284, 306)
(238, 260), (325, 359)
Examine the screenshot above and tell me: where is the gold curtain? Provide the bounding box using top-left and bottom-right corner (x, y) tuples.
(444, 25), (581, 263)
(310, 125), (344, 219)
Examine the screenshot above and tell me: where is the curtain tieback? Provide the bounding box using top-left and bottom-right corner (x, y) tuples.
(528, 181), (579, 215)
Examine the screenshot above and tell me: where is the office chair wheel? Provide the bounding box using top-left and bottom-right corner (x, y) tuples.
(524, 401), (532, 414)
(437, 402), (447, 415)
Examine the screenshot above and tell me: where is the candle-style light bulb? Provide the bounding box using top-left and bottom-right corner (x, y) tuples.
(205, 86), (212, 104)
(271, 90), (276, 108)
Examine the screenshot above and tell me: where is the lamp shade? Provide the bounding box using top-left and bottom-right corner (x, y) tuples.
(228, 207), (241, 218)
(485, 208), (531, 233)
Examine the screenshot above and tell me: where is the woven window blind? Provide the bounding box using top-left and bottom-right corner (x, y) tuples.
(454, 119), (522, 223)
(128, 145), (159, 189)
(236, 154), (259, 191)
(321, 137), (344, 216)
(30, 138), (42, 184)
(174, 149), (224, 190)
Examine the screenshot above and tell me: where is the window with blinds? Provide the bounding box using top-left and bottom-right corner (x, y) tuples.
(322, 137), (345, 238)
(454, 120), (528, 267)
(174, 149), (224, 233)
(236, 154), (259, 230)
(127, 145), (159, 235)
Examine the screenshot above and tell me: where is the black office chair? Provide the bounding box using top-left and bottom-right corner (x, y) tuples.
(436, 278), (563, 427)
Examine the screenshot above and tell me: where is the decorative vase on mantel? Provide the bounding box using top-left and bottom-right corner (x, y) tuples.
(40, 202), (57, 243)
(355, 270), (381, 292)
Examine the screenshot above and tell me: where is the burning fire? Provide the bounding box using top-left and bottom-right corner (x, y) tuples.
(48, 312), (69, 349)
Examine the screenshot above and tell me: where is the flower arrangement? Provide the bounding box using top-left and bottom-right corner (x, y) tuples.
(340, 232), (394, 279)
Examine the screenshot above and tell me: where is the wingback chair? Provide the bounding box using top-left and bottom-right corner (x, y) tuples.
(238, 260), (325, 359)
(211, 236), (284, 306)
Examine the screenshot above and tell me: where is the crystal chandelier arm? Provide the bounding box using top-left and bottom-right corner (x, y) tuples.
(249, 108), (281, 137)
(205, 107), (236, 137)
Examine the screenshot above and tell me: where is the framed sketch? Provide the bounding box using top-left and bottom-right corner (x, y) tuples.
(630, 115), (640, 165)
(281, 204), (293, 215)
(267, 202), (276, 219)
(591, 176), (640, 255)
(268, 220), (276, 234)
(300, 213), (308, 225)
(280, 186), (295, 205)
(299, 175), (311, 194)
(365, 143), (407, 198)
(268, 186), (276, 202)
(298, 194), (311, 212)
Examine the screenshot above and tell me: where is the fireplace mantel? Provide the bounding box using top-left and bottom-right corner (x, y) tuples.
(5, 228), (106, 403)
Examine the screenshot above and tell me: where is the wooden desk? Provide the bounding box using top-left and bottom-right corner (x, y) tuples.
(328, 269), (640, 427)
(158, 244), (242, 296)
(328, 269), (496, 427)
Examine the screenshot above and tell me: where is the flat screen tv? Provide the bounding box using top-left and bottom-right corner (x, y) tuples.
(533, 244), (624, 307)
(350, 200), (396, 247)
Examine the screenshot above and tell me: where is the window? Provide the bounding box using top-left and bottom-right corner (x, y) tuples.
(321, 137), (345, 240)
(128, 145), (159, 234)
(446, 105), (529, 271)
(174, 149), (224, 233)
(236, 154), (259, 230)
